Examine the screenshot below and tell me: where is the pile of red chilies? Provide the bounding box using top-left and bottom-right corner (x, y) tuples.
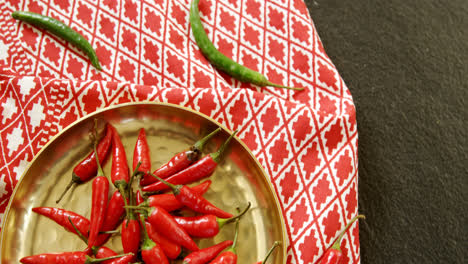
(20, 122), (362, 264)
(22, 123), (253, 264)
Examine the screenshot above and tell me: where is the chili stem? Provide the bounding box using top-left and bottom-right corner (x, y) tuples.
(192, 127), (222, 152)
(86, 253), (133, 263)
(211, 130), (238, 163)
(124, 205), (149, 216)
(229, 219), (240, 254)
(218, 202), (251, 228)
(56, 180), (75, 203)
(148, 171), (179, 193)
(261, 241), (281, 264)
(69, 217), (108, 256)
(128, 161), (142, 191)
(118, 185), (129, 213)
(332, 214), (365, 250)
(123, 161), (142, 215)
(138, 214), (151, 241)
(266, 81), (304, 91)
(68, 216), (88, 244)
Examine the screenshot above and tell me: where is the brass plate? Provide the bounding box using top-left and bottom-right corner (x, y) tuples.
(0, 102), (287, 263)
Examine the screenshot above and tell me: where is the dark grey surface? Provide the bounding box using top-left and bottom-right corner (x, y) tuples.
(305, 0), (468, 263)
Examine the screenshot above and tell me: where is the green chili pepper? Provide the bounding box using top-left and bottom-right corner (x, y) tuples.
(11, 11), (102, 70)
(189, 0), (303, 91)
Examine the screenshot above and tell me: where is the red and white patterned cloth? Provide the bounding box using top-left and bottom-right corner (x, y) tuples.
(0, 0), (360, 263)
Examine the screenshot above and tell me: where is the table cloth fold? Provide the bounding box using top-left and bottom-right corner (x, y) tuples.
(0, 0), (360, 263)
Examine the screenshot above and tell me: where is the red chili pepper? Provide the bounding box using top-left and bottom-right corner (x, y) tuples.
(133, 128), (151, 179)
(142, 156), (216, 192)
(20, 251), (131, 264)
(120, 164), (141, 260)
(20, 251), (87, 264)
(174, 203), (250, 238)
(319, 215), (365, 264)
(145, 221), (181, 259)
(140, 150), (191, 186)
(143, 130), (236, 192)
(32, 207), (90, 239)
(139, 215), (169, 264)
(253, 241), (281, 264)
(140, 128), (221, 186)
(141, 180), (212, 212)
(183, 240), (233, 264)
(87, 176), (109, 248)
(150, 173), (233, 218)
(209, 220), (240, 264)
(121, 218), (141, 259)
(94, 190), (126, 246)
(95, 247), (134, 264)
(56, 123), (112, 203)
(127, 205), (199, 252)
(110, 126), (130, 196)
(136, 190), (145, 205)
(319, 250), (341, 264)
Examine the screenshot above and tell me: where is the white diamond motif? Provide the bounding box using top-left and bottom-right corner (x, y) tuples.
(1, 97), (18, 124)
(6, 126), (24, 156)
(13, 155), (30, 181)
(27, 98), (46, 133)
(18, 77), (36, 101)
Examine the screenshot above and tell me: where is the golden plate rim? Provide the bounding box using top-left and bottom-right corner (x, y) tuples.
(0, 101), (288, 263)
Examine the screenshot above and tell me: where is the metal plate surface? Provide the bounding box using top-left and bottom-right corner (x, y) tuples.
(0, 102), (287, 263)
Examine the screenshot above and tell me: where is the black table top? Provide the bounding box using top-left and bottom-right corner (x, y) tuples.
(305, 0), (467, 263)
